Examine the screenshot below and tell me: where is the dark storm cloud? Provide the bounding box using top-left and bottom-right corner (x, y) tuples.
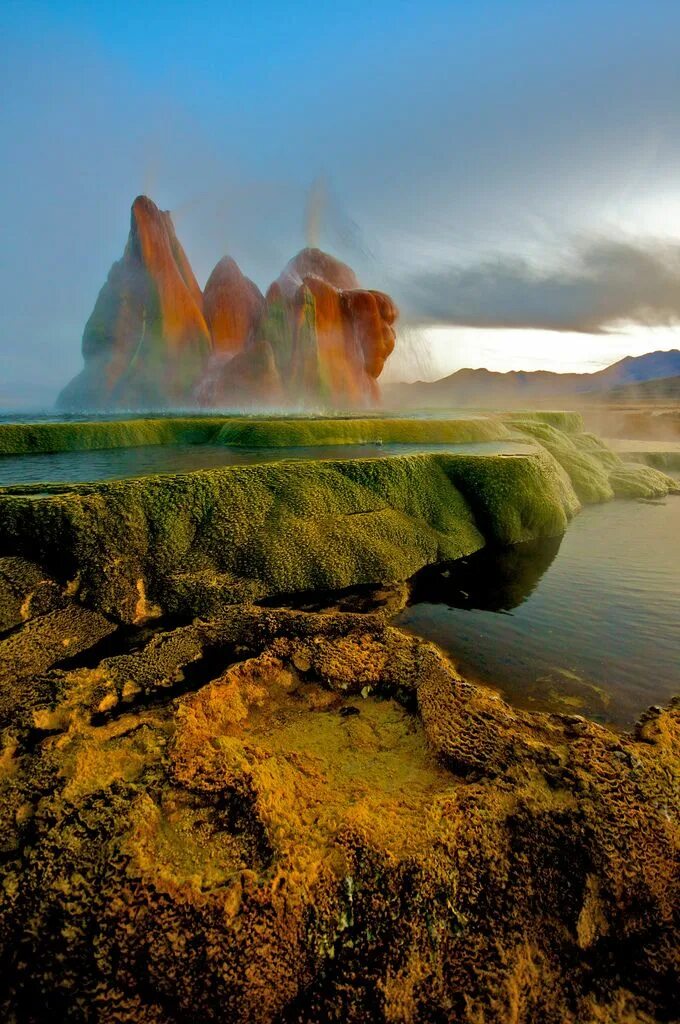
(397, 240), (680, 333)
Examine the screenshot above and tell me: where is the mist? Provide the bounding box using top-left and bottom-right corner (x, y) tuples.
(3, 1), (680, 406)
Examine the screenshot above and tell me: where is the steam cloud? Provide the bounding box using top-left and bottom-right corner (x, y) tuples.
(305, 177), (327, 248)
(398, 239), (680, 334)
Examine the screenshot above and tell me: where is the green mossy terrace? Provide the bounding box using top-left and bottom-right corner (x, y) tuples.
(503, 410), (585, 433)
(0, 449), (577, 622)
(0, 417), (227, 455)
(0, 415), (510, 455)
(509, 418), (677, 503)
(212, 416), (510, 447)
(0, 413), (676, 623)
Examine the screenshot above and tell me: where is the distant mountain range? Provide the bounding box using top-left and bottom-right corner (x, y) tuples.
(602, 373), (680, 402)
(385, 349), (680, 408)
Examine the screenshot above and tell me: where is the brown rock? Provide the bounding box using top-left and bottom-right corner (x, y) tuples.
(1, 602), (677, 1022)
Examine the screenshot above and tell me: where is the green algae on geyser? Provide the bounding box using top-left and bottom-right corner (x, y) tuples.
(1, 414), (676, 623)
(0, 417), (234, 456)
(502, 409), (585, 433)
(0, 449), (577, 623)
(607, 461), (680, 498)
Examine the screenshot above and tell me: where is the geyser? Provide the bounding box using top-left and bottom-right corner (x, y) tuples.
(57, 196), (398, 411)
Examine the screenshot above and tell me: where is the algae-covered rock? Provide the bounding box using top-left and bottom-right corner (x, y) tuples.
(0, 557), (68, 632)
(508, 420), (615, 501)
(0, 602), (677, 1023)
(504, 409), (585, 433)
(0, 414), (507, 456)
(213, 415), (510, 447)
(0, 416), (231, 456)
(509, 419), (678, 501)
(0, 451), (577, 622)
(1, 416), (672, 628)
(443, 448), (579, 544)
(609, 461), (680, 498)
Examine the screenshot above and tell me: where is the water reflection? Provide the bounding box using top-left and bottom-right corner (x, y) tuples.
(406, 535), (563, 613)
(395, 497), (680, 728)
(0, 441), (530, 487)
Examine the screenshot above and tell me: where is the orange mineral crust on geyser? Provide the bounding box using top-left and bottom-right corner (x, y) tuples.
(202, 256), (265, 356)
(196, 249), (398, 408)
(57, 196), (212, 410)
(57, 197), (398, 411)
(243, 248), (398, 409)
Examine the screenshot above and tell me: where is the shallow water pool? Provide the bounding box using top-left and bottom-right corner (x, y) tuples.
(394, 491), (680, 727)
(0, 440), (532, 486)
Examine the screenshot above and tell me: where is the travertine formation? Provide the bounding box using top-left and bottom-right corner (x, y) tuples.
(57, 197), (398, 411)
(202, 257), (265, 357)
(1, 416), (676, 624)
(5, 399), (678, 1019)
(0, 447), (581, 623)
(0, 557), (678, 1023)
(58, 196), (212, 410)
(256, 248), (397, 408)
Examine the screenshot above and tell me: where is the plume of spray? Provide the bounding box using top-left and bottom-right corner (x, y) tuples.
(305, 176), (328, 248)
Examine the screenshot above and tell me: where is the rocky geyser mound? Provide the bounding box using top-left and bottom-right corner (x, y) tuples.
(58, 197), (398, 411)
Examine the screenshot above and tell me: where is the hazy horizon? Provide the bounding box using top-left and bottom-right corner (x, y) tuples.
(3, 1), (680, 407)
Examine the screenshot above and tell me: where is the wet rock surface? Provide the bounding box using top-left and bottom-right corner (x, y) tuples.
(0, 449), (578, 624)
(0, 567), (678, 1023)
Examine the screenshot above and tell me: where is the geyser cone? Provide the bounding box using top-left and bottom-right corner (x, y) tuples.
(203, 256), (265, 357)
(58, 196), (211, 410)
(58, 203), (398, 411)
(256, 247), (398, 409)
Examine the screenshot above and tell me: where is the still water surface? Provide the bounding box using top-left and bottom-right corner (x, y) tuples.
(0, 441), (530, 486)
(395, 492), (680, 727)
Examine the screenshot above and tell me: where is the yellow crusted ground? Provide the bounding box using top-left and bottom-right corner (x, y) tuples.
(0, 566), (678, 1023)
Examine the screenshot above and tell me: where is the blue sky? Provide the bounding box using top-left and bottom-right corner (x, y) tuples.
(2, 1), (680, 404)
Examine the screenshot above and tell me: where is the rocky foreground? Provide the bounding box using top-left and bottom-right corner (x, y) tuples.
(1, 414), (678, 1021)
(0, 557), (678, 1023)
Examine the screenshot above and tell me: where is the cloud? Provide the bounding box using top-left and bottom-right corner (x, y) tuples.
(397, 239), (680, 333)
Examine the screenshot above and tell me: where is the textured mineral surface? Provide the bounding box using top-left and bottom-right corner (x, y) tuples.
(0, 447), (581, 622)
(57, 197), (212, 411)
(0, 563), (678, 1023)
(56, 197), (399, 412)
(1, 415), (678, 1021)
(1, 414), (676, 625)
